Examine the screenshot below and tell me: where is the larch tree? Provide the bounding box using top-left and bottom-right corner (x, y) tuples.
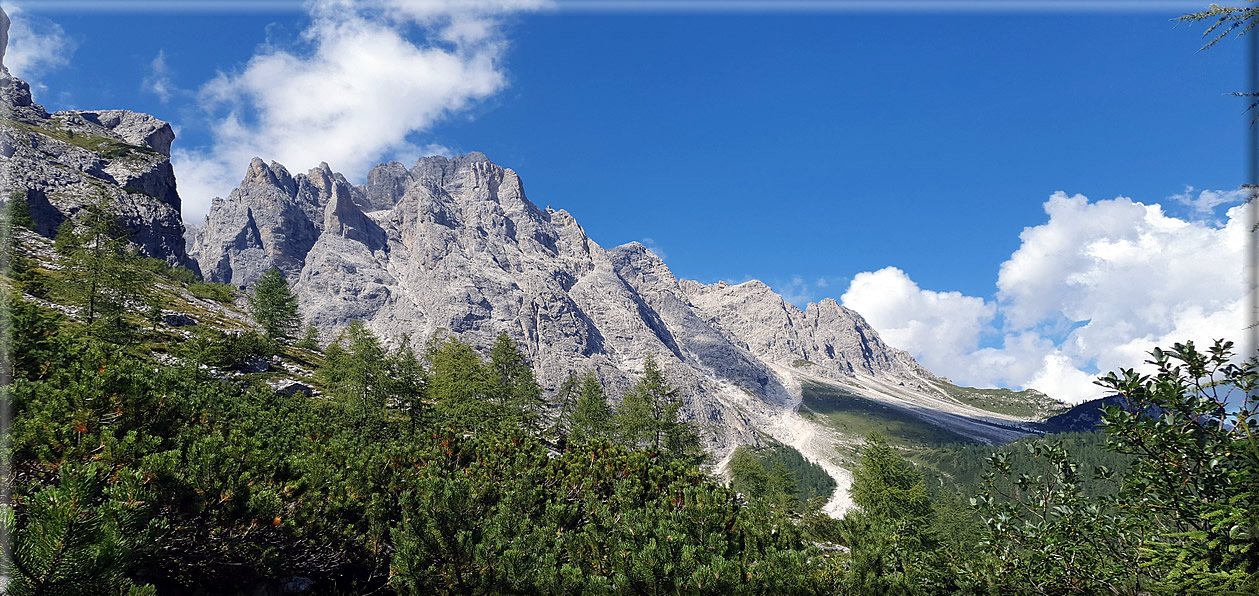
(616, 354), (700, 461)
(248, 268), (301, 343)
(568, 371), (613, 444)
(52, 195), (153, 336)
(486, 333), (544, 434)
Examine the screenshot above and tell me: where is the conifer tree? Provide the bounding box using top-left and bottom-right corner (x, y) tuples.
(426, 334), (494, 431)
(51, 196), (152, 335)
(248, 268), (301, 342)
(390, 336), (428, 431)
(616, 354), (701, 460)
(5, 190), (35, 230)
(319, 321), (389, 427)
(568, 371), (613, 444)
(295, 323), (321, 351)
(548, 371), (580, 441)
(2, 464), (156, 595)
(486, 333), (544, 433)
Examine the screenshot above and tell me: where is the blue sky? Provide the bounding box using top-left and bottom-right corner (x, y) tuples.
(5, 0), (1254, 402)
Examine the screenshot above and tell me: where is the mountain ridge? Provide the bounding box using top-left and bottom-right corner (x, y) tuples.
(1, 47), (1054, 514)
(187, 152), (1046, 514)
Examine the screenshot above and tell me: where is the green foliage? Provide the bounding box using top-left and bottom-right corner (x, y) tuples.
(1176, 1), (1259, 50)
(548, 371), (581, 441)
(850, 434), (933, 523)
(51, 196), (155, 337)
(800, 381), (976, 459)
(487, 332), (545, 433)
(388, 438), (822, 594)
(318, 321), (426, 430)
(968, 339), (1259, 593)
(934, 381), (1068, 419)
(2, 465), (157, 596)
(5, 190), (35, 230)
(569, 371), (614, 444)
(1095, 339), (1259, 592)
(189, 281), (235, 302)
(295, 322), (321, 351)
(135, 256), (198, 285)
(616, 354), (703, 463)
(248, 268), (300, 341)
(728, 443), (836, 511)
(5, 308), (829, 593)
(971, 438), (1141, 594)
(2, 291), (65, 381)
(177, 328), (277, 371)
(6, 118), (158, 160)
(425, 333), (494, 431)
(833, 434), (967, 594)
(915, 431), (1132, 502)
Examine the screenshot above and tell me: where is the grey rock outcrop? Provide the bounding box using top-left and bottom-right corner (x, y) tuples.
(679, 279), (931, 380)
(193, 153), (939, 453)
(1, 7), (10, 73)
(0, 45), (194, 269)
(190, 158), (362, 287)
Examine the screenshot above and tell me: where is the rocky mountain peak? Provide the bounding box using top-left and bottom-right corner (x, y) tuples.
(0, 30), (193, 269)
(0, 10), (42, 120)
(191, 151), (948, 467)
(324, 176), (386, 251)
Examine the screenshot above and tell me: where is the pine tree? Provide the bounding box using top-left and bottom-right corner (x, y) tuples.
(616, 354), (700, 461)
(426, 334), (494, 431)
(568, 371), (612, 444)
(248, 268), (301, 342)
(51, 196), (152, 336)
(486, 333), (544, 433)
(2, 464), (157, 595)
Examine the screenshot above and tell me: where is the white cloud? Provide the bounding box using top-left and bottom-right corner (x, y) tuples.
(143, 49), (179, 103)
(173, 0), (545, 222)
(841, 191), (1253, 404)
(1169, 185), (1250, 218)
(640, 237), (668, 261)
(3, 7), (76, 89)
(841, 266), (996, 376)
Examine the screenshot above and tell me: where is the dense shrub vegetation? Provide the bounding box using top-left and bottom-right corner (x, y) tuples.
(2, 196), (1256, 594)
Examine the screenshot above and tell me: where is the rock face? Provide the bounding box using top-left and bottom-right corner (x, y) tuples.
(192, 152), (937, 453)
(679, 279), (933, 380)
(0, 51), (194, 270)
(189, 158), (347, 286)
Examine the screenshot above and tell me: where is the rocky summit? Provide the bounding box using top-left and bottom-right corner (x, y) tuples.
(0, 16), (192, 270)
(190, 153), (964, 458)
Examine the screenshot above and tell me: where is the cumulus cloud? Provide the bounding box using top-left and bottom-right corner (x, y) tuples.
(3, 7), (76, 89)
(841, 191), (1253, 404)
(173, 0), (545, 222)
(841, 267), (996, 376)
